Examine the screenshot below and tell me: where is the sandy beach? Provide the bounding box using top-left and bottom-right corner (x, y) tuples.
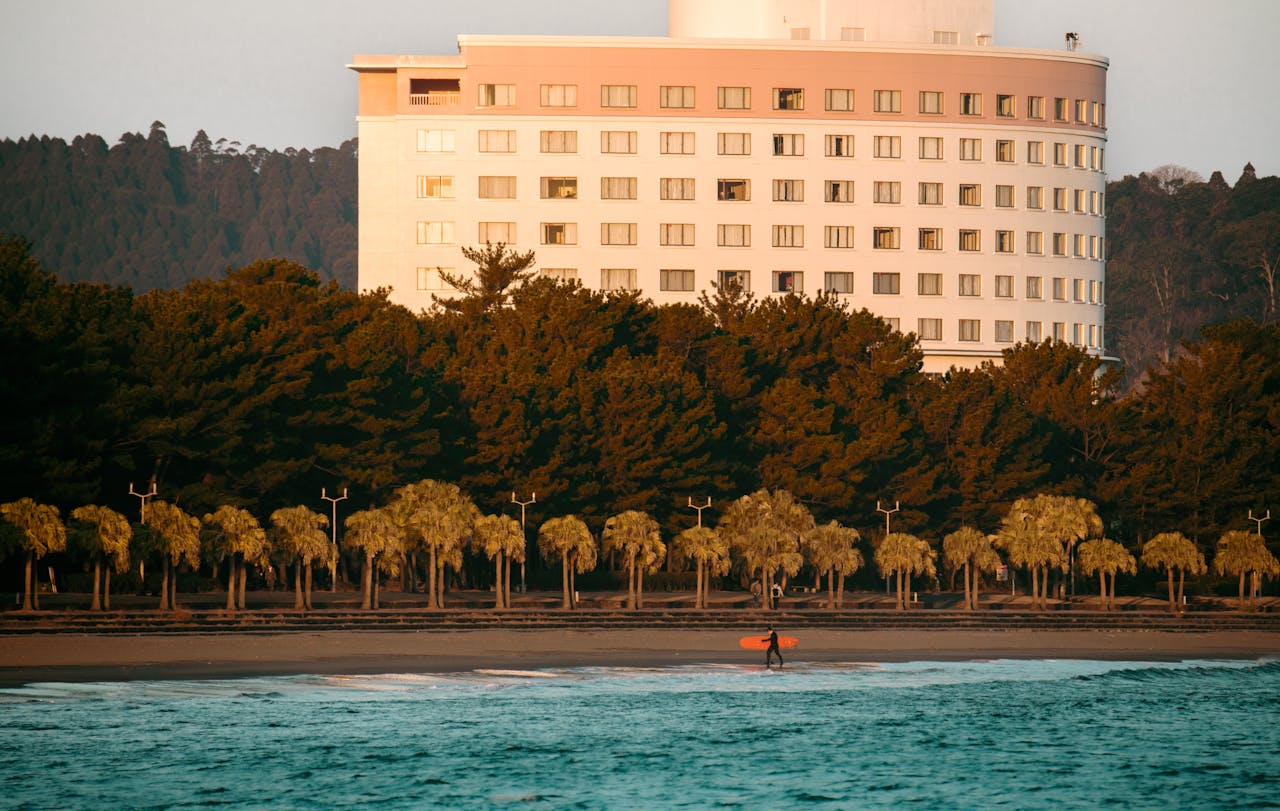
(2, 628), (1278, 686)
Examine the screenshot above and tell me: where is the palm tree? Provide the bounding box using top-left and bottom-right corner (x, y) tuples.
(343, 508), (402, 610)
(943, 527), (1000, 611)
(996, 495), (1100, 609)
(538, 515), (596, 609)
(473, 513), (525, 609)
(71, 505), (132, 611)
(391, 480), (481, 609)
(672, 525), (731, 609)
(1077, 538), (1137, 611)
(1141, 532), (1207, 613)
(270, 506), (332, 610)
(1214, 530), (1280, 611)
(804, 521), (863, 609)
(875, 532), (936, 610)
(602, 510), (664, 610)
(0, 498), (66, 611)
(144, 500), (201, 612)
(203, 505), (268, 611)
(718, 489), (813, 610)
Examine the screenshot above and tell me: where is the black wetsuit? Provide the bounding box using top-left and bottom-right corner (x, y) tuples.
(766, 630), (783, 668)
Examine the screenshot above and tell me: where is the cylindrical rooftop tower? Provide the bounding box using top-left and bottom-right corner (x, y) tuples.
(668, 0), (995, 44)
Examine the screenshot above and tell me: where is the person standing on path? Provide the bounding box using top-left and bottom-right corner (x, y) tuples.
(765, 627), (783, 669)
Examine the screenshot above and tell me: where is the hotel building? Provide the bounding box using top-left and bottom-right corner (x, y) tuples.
(349, 0), (1109, 373)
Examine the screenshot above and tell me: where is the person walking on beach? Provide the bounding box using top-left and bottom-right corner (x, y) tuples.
(764, 627), (783, 669)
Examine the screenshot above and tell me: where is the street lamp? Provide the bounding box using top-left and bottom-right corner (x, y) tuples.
(322, 487), (348, 593)
(512, 491), (536, 594)
(876, 500), (899, 595)
(129, 480), (158, 581)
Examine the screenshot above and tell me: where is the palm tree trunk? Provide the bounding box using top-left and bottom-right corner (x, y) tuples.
(970, 564), (980, 611)
(373, 562), (381, 610)
(168, 563), (178, 611)
(22, 551), (33, 611)
(1177, 568), (1185, 610)
(637, 567), (645, 610)
(104, 567), (112, 610)
(159, 557), (170, 611)
(827, 567), (835, 608)
(238, 560), (248, 610)
(304, 562), (313, 610)
(1099, 571), (1107, 611)
(1166, 568), (1176, 613)
(226, 556), (237, 611)
(962, 562), (972, 611)
(361, 552), (373, 610)
(837, 571), (846, 609)
(570, 562), (578, 610)
(428, 546), (438, 609)
(562, 555), (571, 610)
(1238, 572), (1246, 611)
(494, 553), (504, 609)
(294, 557), (304, 609)
(895, 570), (903, 611)
(504, 555), (512, 608)
(91, 557), (102, 611)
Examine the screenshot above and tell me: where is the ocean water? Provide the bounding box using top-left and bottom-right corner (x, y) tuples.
(2, 659), (1278, 809)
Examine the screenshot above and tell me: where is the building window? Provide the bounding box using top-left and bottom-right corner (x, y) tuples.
(918, 228), (942, 251)
(539, 84), (577, 107)
(873, 90), (901, 113)
(996, 94), (1015, 117)
(996, 140), (1015, 163)
(873, 272), (901, 294)
(919, 272), (942, 294)
(601, 268), (637, 291)
(660, 177), (696, 200)
(959, 138), (981, 161)
(1075, 98), (1087, 123)
(874, 181), (901, 204)
(1054, 97), (1069, 122)
(1054, 143), (1067, 166)
(825, 134), (854, 157)
(1052, 277), (1067, 300)
(919, 137), (943, 160)
(959, 273), (981, 295)
(1052, 234), (1067, 257)
(824, 272), (854, 293)
(416, 129), (455, 153)
(1053, 187), (1067, 211)
(1026, 276), (1043, 299)
(933, 30), (958, 44)
(1073, 234), (1087, 259)
(1053, 322), (1066, 341)
(659, 223), (695, 247)
(660, 269), (695, 291)
(773, 179), (805, 202)
(959, 230), (981, 252)
(959, 93), (982, 115)
(959, 184), (981, 206)
(1027, 141), (1044, 164)
(717, 86), (751, 109)
(772, 225), (804, 247)
(873, 135), (901, 158)
(773, 271), (802, 292)
(873, 227), (900, 250)
(601, 131), (637, 154)
(918, 182), (943, 206)
(541, 268), (577, 282)
(825, 180), (854, 203)
(478, 129), (516, 153)
(1027, 231), (1044, 255)
(825, 88), (854, 112)
(1073, 189), (1087, 213)
(600, 177), (637, 200)
(791, 27), (810, 39)
(995, 185), (1015, 208)
(660, 85), (695, 109)
(660, 132), (695, 155)
(918, 318), (942, 340)
(1088, 323), (1097, 347)
(416, 221), (454, 244)
(540, 130), (578, 153)
(416, 175), (454, 199)
(1072, 322), (1084, 344)
(1027, 186), (1044, 210)
(600, 222), (637, 246)
(541, 222), (578, 245)
(601, 84), (637, 108)
(416, 267), (454, 291)
(717, 224), (750, 247)
(1090, 235), (1101, 259)
(1073, 278), (1086, 301)
(717, 179), (751, 201)
(717, 270), (750, 291)
(959, 319), (981, 341)
(841, 27), (865, 41)
(995, 275), (1013, 298)
(1026, 321), (1043, 342)
(919, 91), (943, 114)
(717, 132), (751, 156)
(1028, 96), (1045, 120)
(478, 83), (515, 107)
(995, 320), (1014, 342)
(478, 221), (516, 244)
(773, 88), (804, 110)
(479, 175), (517, 199)
(1092, 101), (1103, 126)
(539, 177), (577, 199)
(995, 230), (1014, 254)
(1074, 144), (1087, 168)
(825, 225), (854, 248)
(773, 134), (804, 156)
(1091, 190), (1102, 215)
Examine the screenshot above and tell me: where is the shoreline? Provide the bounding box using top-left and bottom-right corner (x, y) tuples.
(2, 628), (1277, 687)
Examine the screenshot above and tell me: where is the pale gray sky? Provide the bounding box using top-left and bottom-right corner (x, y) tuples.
(2, 0), (1275, 180)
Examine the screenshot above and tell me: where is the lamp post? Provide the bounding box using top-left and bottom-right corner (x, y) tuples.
(321, 487), (348, 593)
(876, 500), (899, 595)
(687, 496), (711, 527)
(129, 480), (158, 582)
(1249, 509), (1270, 599)
(512, 491), (536, 594)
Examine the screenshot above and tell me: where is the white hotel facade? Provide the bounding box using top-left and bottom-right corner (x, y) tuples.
(350, 0), (1109, 373)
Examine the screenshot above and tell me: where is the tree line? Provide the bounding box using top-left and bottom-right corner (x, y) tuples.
(1, 237), (1277, 605)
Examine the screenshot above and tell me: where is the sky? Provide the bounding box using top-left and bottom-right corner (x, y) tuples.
(1, 0), (1276, 181)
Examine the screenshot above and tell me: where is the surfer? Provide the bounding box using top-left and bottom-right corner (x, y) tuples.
(764, 627), (783, 669)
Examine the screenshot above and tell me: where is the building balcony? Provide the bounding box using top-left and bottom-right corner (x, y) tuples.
(409, 92), (460, 107)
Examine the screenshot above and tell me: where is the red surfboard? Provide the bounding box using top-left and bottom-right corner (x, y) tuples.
(739, 635), (799, 650)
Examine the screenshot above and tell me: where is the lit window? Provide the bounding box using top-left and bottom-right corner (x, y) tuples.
(995, 275), (1013, 298)
(717, 132), (751, 156)
(959, 184), (981, 206)
(825, 88), (854, 112)
(717, 86), (751, 109)
(660, 177), (696, 200)
(539, 177), (578, 200)
(773, 88), (804, 110)
(918, 228), (942, 251)
(959, 230), (981, 252)
(539, 84), (577, 107)
(874, 181), (901, 204)
(1027, 141), (1044, 164)
(773, 133), (804, 156)
(919, 137), (943, 160)
(995, 230), (1014, 253)
(601, 268), (637, 291)
(959, 319), (981, 342)
(478, 84), (515, 107)
(661, 269), (695, 291)
(918, 182), (942, 205)
(717, 179), (750, 201)
(919, 91), (943, 114)
(659, 223), (695, 247)
(1026, 232), (1044, 255)
(825, 134), (854, 157)
(478, 221), (516, 244)
(416, 175), (454, 199)
(873, 228), (900, 250)
(996, 94), (1015, 117)
(825, 225), (854, 248)
(717, 270), (750, 291)
(824, 272), (854, 293)
(825, 180), (854, 203)
(919, 272), (942, 294)
(960, 138), (982, 161)
(995, 320), (1014, 342)
(540, 130), (578, 153)
(873, 272), (901, 294)
(959, 93), (982, 115)
(771, 225), (803, 248)
(601, 131), (637, 154)
(874, 136), (901, 158)
(996, 140), (1014, 163)
(918, 318), (942, 340)
(873, 90), (901, 113)
(600, 84), (637, 108)
(660, 132), (695, 155)
(416, 221), (454, 244)
(600, 177), (637, 200)
(416, 129), (455, 153)
(477, 130), (516, 153)
(1026, 277), (1043, 299)
(600, 222), (637, 246)
(479, 176), (517, 199)
(773, 179), (805, 202)
(660, 85), (695, 109)
(717, 224), (750, 247)
(773, 271), (802, 292)
(540, 222), (578, 245)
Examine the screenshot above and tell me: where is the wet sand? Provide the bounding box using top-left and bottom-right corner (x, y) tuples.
(2, 628), (1277, 686)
